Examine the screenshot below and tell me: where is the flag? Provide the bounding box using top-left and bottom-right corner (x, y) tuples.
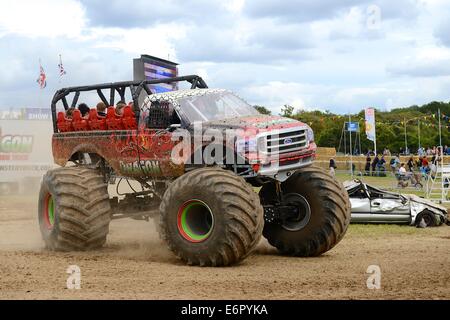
(58, 54), (66, 77)
(364, 108), (376, 142)
(36, 61), (47, 89)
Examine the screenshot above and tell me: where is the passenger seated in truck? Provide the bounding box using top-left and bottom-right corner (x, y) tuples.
(116, 101), (126, 116)
(78, 103), (90, 117)
(96, 102), (107, 117)
(65, 107), (75, 119)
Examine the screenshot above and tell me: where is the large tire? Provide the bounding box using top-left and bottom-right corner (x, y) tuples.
(260, 166), (351, 256)
(38, 166), (111, 251)
(159, 167), (264, 266)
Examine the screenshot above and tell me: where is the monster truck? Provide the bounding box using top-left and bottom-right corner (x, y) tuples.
(38, 75), (351, 266)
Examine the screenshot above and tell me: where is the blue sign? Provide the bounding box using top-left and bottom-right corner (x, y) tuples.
(347, 122), (359, 132)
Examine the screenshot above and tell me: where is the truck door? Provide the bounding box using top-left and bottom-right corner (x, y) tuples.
(134, 100), (184, 178)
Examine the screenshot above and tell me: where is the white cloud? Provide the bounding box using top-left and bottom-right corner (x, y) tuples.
(87, 24), (185, 58)
(0, 0), (86, 38)
(243, 81), (331, 113)
(223, 0), (245, 13)
(0, 0), (450, 115)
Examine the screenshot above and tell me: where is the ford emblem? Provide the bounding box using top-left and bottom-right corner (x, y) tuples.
(284, 138), (293, 145)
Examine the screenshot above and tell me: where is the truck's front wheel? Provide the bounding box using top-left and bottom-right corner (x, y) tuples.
(159, 167), (264, 266)
(38, 167), (111, 251)
(259, 166), (351, 256)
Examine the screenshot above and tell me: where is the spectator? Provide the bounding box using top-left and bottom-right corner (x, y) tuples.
(416, 156), (423, 168)
(378, 155), (387, 176)
(329, 158), (337, 176)
(432, 146), (437, 156)
(397, 163), (409, 187)
(407, 156), (414, 172)
(390, 154), (400, 174)
(96, 102), (107, 117)
(418, 147), (425, 157)
(422, 156), (429, 167)
(78, 103), (90, 117)
(437, 148), (441, 160)
(365, 154), (371, 176)
(398, 163), (407, 175)
(371, 154), (380, 176)
(420, 163), (430, 176)
(430, 161), (437, 179)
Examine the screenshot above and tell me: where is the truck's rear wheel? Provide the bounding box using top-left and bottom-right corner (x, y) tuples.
(38, 167), (111, 251)
(159, 167), (264, 266)
(259, 165), (351, 256)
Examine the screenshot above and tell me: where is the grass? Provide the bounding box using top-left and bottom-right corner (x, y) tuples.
(334, 172), (427, 197)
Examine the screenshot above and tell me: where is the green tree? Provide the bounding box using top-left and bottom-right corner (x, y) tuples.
(280, 105), (294, 118)
(253, 105), (271, 115)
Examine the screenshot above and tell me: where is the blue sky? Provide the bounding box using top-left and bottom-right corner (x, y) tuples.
(1, 0), (450, 114)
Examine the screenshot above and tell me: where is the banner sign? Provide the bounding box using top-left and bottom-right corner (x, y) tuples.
(0, 108), (52, 120)
(365, 108), (376, 142)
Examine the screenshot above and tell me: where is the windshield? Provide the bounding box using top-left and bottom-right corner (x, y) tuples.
(179, 91), (259, 122)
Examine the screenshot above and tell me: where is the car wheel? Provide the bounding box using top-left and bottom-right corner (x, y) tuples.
(417, 210), (436, 227)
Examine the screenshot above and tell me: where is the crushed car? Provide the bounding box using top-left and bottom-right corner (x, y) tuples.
(344, 179), (449, 227)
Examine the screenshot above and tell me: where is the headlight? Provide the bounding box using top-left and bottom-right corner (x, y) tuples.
(306, 126), (314, 142)
(236, 137), (258, 153)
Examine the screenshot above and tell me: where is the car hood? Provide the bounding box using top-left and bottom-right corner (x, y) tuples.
(200, 115), (307, 132)
(406, 194), (448, 214)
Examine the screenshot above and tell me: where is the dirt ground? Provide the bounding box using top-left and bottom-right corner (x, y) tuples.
(0, 193), (449, 300)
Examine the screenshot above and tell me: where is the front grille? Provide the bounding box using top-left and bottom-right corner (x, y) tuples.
(260, 128), (308, 156)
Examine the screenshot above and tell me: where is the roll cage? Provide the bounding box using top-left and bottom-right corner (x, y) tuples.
(50, 75), (208, 133)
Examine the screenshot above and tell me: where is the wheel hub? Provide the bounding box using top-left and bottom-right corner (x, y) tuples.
(43, 194), (55, 230)
(280, 193), (311, 231)
(263, 193), (311, 231)
(177, 199), (214, 243)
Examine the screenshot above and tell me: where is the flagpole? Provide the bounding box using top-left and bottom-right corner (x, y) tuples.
(358, 127), (362, 156)
(59, 54), (61, 84)
(404, 116), (408, 155)
(418, 120), (421, 151)
(38, 58), (42, 108)
(438, 108), (444, 201)
(373, 109), (377, 156)
(438, 108), (442, 148)
(349, 114), (353, 178)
